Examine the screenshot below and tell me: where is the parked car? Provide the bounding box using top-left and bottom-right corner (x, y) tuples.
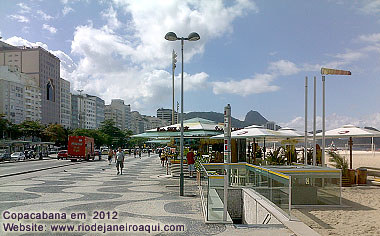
(0, 153), (11, 161)
(101, 149), (109, 155)
(57, 150), (68, 160)
(11, 152), (25, 161)
(94, 150), (101, 156)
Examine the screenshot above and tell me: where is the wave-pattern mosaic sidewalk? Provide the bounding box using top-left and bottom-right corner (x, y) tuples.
(0, 154), (294, 235)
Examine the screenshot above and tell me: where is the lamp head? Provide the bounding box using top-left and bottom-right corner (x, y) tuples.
(165, 32), (178, 41)
(188, 32), (200, 41)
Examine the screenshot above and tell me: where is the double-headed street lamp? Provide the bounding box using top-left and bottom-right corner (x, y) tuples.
(320, 68), (351, 166)
(165, 31), (200, 196)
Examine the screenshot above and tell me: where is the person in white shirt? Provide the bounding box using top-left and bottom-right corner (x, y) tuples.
(116, 147), (125, 175)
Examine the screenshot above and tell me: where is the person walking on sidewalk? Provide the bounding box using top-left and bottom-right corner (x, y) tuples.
(108, 149), (113, 165)
(116, 147), (125, 175)
(138, 148), (142, 159)
(186, 149), (195, 178)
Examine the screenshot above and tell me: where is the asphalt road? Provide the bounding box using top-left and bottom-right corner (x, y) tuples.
(0, 155), (104, 178)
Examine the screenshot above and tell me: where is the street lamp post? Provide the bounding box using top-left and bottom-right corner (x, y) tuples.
(320, 68), (351, 166)
(172, 50), (177, 125)
(165, 31), (200, 196)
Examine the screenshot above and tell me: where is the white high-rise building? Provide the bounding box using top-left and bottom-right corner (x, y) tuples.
(104, 99), (131, 130)
(60, 78), (71, 128)
(0, 65), (41, 124)
(71, 93), (104, 129)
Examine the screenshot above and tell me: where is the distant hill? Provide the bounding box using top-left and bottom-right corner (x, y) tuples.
(243, 110), (268, 127)
(183, 110), (268, 128)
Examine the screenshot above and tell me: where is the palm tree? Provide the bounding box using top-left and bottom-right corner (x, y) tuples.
(266, 147), (286, 165)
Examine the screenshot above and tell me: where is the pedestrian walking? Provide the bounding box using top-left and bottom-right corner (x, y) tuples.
(186, 149), (195, 178)
(134, 149), (137, 158)
(116, 147), (125, 175)
(148, 149), (151, 157)
(138, 149), (142, 159)
(108, 149), (113, 165)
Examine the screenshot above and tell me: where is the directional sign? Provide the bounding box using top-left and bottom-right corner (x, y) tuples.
(321, 68), (351, 75)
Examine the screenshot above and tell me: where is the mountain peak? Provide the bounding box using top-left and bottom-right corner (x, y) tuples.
(244, 110), (268, 126)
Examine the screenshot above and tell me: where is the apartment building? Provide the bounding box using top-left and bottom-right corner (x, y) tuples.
(157, 108), (178, 125)
(71, 93), (105, 129)
(104, 99), (131, 130)
(0, 41), (61, 124)
(0, 65), (41, 124)
(60, 78), (71, 128)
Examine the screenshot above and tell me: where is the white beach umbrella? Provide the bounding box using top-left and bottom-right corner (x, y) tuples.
(317, 124), (380, 169)
(316, 124), (380, 138)
(277, 127), (304, 139)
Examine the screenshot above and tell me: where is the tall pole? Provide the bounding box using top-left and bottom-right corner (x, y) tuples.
(304, 76), (308, 165)
(223, 104), (231, 222)
(179, 38), (184, 196)
(313, 76), (317, 165)
(322, 75), (326, 166)
(172, 50), (176, 125)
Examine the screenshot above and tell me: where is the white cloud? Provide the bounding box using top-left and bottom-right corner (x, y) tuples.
(4, 1), (258, 113)
(37, 10), (54, 20)
(8, 14), (29, 23)
(17, 3), (31, 14)
(359, 0), (380, 15)
(268, 60), (300, 76)
(60, 0), (257, 112)
(5, 36), (49, 50)
(42, 24), (58, 34)
(210, 59), (300, 96)
(101, 6), (121, 30)
(212, 73), (278, 96)
(62, 6), (74, 16)
(359, 33), (380, 43)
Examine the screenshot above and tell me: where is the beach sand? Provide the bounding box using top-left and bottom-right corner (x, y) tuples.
(293, 151), (380, 236)
(326, 150), (380, 169)
(293, 186), (380, 236)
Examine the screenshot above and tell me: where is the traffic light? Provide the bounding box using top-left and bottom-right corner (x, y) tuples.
(172, 49), (177, 69)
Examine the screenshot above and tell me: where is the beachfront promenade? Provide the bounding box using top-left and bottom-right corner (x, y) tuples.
(0, 153), (294, 235)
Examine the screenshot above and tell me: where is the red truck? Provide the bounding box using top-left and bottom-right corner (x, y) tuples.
(68, 136), (95, 161)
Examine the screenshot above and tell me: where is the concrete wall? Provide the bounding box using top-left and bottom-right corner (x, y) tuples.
(242, 188), (281, 225)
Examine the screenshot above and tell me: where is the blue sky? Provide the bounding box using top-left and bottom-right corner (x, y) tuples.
(1, 0), (380, 130)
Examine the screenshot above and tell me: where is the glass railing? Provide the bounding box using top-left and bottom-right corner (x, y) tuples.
(199, 163), (341, 223)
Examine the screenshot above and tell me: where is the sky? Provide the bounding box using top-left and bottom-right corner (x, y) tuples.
(1, 0), (380, 131)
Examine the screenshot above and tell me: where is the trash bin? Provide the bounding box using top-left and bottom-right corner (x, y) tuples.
(356, 168), (367, 185)
(347, 169), (356, 185)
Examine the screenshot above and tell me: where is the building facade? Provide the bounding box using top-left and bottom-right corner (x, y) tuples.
(70, 95), (79, 129)
(59, 78), (71, 128)
(157, 108), (178, 125)
(0, 42), (61, 124)
(0, 65), (41, 124)
(87, 95), (105, 128)
(104, 99), (131, 130)
(71, 93), (105, 129)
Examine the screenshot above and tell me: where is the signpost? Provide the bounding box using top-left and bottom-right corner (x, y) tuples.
(320, 67), (351, 166)
(223, 104), (231, 222)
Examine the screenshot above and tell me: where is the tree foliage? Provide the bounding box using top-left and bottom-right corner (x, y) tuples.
(266, 147), (286, 165)
(43, 124), (67, 145)
(19, 120), (44, 141)
(328, 151), (348, 175)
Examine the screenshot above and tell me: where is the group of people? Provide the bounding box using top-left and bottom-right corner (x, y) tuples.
(158, 148), (196, 178)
